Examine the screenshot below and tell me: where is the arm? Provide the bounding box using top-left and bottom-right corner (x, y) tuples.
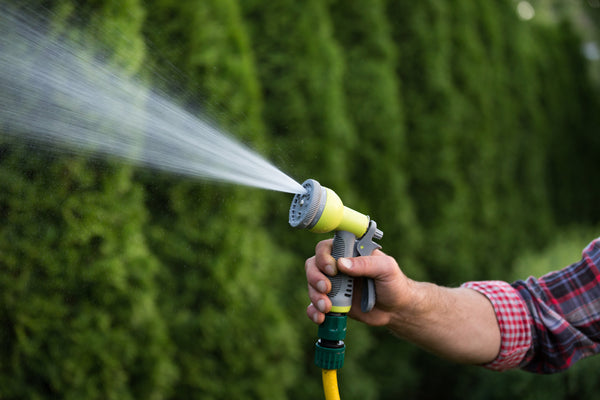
(306, 240), (501, 365)
(307, 237), (600, 373)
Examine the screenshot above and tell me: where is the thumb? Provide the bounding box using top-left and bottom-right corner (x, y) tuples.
(337, 253), (399, 280)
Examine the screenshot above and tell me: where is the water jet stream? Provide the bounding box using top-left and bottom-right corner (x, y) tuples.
(0, 7), (305, 195)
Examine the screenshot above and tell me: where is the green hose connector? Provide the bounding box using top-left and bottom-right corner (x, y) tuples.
(315, 341), (345, 370)
(315, 314), (347, 370)
(318, 314), (347, 340)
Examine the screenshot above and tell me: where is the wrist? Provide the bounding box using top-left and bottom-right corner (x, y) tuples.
(386, 279), (436, 334)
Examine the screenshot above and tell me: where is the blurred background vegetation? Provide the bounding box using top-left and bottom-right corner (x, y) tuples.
(0, 0), (599, 398)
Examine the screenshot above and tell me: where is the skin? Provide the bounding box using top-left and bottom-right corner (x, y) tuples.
(305, 239), (502, 365)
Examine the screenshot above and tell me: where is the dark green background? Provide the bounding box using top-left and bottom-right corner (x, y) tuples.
(1, 0), (599, 398)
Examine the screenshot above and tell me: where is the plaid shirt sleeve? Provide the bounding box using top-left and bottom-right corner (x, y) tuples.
(461, 280), (533, 371)
(462, 237), (600, 373)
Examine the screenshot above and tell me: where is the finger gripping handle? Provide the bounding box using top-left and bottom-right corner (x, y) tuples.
(329, 231), (356, 312)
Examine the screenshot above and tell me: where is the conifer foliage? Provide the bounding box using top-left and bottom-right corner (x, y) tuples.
(0, 1), (174, 399)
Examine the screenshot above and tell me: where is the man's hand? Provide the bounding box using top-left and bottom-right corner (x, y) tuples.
(305, 239), (416, 327)
(305, 239), (502, 365)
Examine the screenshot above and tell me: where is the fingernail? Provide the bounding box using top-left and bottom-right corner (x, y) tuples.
(339, 258), (352, 269)
(325, 264), (336, 276)
(312, 312), (321, 324)
(317, 299), (326, 313)
(316, 280), (328, 293)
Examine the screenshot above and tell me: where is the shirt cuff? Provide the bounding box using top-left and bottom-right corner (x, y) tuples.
(461, 280), (533, 371)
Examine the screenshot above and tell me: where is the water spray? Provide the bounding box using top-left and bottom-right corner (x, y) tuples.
(289, 179), (383, 399)
(0, 6), (304, 195)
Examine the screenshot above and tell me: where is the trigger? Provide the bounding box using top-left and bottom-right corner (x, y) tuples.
(361, 277), (376, 312)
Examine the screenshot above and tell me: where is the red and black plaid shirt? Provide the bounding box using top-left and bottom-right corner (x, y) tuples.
(463, 237), (600, 373)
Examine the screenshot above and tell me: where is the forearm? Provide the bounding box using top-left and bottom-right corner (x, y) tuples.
(387, 282), (501, 365)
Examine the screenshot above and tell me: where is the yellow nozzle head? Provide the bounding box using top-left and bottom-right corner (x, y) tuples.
(289, 179), (369, 237)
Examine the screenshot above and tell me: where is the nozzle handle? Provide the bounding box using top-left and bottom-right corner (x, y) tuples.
(328, 230), (356, 313)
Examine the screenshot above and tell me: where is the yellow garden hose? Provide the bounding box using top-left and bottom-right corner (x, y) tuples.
(322, 369), (341, 400)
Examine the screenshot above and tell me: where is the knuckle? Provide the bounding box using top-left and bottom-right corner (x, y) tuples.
(384, 254), (399, 268)
(304, 256), (315, 272)
(315, 239), (333, 253)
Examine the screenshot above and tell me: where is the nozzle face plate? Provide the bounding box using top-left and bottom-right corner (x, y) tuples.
(289, 179), (324, 229)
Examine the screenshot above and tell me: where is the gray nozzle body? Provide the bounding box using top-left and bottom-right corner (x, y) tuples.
(289, 179), (326, 230)
(289, 178), (381, 313)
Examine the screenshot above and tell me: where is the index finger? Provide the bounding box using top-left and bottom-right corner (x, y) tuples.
(315, 239), (337, 276)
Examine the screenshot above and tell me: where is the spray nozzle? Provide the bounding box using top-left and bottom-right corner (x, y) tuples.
(289, 179), (325, 229)
(289, 179), (370, 237)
